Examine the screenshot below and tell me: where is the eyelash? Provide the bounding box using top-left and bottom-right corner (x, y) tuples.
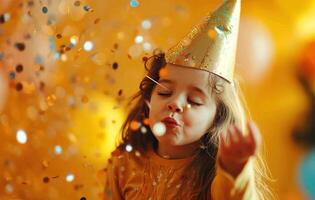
(157, 93), (203, 106)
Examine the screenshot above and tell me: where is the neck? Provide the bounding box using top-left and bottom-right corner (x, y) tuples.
(156, 141), (199, 159)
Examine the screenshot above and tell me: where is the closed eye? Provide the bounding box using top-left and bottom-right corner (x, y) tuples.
(158, 93), (203, 106)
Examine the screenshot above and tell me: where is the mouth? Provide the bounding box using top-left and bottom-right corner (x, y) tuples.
(161, 117), (179, 128)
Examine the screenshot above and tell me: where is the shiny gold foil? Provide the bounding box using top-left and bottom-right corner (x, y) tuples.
(165, 0), (241, 83)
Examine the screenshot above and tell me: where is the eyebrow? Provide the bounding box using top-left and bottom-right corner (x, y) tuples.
(159, 79), (208, 97)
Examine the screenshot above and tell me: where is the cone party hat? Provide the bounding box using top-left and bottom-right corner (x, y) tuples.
(165, 0), (241, 83)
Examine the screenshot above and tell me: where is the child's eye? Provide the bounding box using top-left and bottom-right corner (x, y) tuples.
(188, 99), (203, 106)
(157, 92), (172, 96)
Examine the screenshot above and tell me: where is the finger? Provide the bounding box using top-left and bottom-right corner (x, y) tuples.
(248, 121), (262, 150)
(232, 125), (243, 144)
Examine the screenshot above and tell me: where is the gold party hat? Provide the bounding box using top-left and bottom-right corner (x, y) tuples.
(165, 0), (241, 83)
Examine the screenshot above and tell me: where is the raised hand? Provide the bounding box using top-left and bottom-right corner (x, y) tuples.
(218, 121), (261, 178)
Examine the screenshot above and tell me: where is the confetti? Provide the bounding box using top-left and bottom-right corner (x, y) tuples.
(42, 6), (48, 14)
(70, 35), (79, 45)
(43, 176), (50, 183)
(118, 89), (123, 96)
(54, 145), (62, 154)
(0, 13), (10, 24)
(66, 173), (75, 182)
(56, 33), (62, 39)
(16, 129), (27, 144)
(83, 41), (93, 51)
(125, 144), (133, 152)
(112, 62), (119, 70)
(140, 126), (147, 134)
(143, 42), (152, 51)
(142, 20), (152, 29)
(74, 1), (81, 6)
(80, 197), (87, 200)
(159, 67), (169, 77)
(152, 122), (166, 136)
(130, 120), (140, 130)
(5, 184), (13, 193)
(130, 0), (139, 8)
(15, 82), (23, 91)
(135, 35), (143, 44)
(9, 72), (15, 80)
(15, 64), (23, 73)
(83, 5), (90, 12)
(15, 43), (25, 51)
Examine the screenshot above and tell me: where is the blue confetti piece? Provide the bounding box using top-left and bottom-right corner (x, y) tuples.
(83, 5), (90, 11)
(0, 52), (4, 60)
(34, 55), (44, 65)
(130, 0), (139, 8)
(9, 71), (15, 80)
(54, 52), (61, 60)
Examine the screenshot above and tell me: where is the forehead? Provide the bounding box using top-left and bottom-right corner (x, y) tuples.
(160, 64), (211, 90)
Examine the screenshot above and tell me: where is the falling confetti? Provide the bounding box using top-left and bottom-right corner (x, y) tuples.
(112, 62), (118, 70)
(0, 13), (10, 24)
(42, 6), (48, 14)
(54, 145), (62, 154)
(15, 82), (23, 91)
(14, 43), (26, 51)
(83, 41), (94, 51)
(66, 173), (75, 182)
(130, 0), (139, 8)
(125, 144), (133, 152)
(16, 129), (27, 144)
(142, 20), (152, 29)
(15, 64), (23, 73)
(152, 122), (166, 136)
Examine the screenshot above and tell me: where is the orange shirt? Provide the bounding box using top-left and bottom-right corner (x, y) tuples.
(104, 147), (257, 200)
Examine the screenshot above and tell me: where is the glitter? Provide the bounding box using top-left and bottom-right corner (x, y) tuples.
(74, 1), (81, 6)
(9, 72), (15, 80)
(15, 43), (25, 51)
(135, 35), (143, 44)
(15, 82), (23, 91)
(83, 5), (90, 11)
(140, 126), (147, 134)
(142, 20), (152, 29)
(130, 121), (140, 130)
(54, 145), (62, 154)
(130, 0), (139, 8)
(43, 176), (50, 183)
(66, 173), (75, 182)
(0, 13), (10, 24)
(70, 35), (79, 45)
(83, 41), (93, 51)
(112, 62), (118, 70)
(0, 52), (4, 60)
(42, 6), (48, 14)
(153, 122), (166, 136)
(125, 144), (133, 152)
(16, 129), (27, 144)
(15, 64), (23, 73)
(34, 55), (44, 65)
(5, 183), (13, 193)
(61, 54), (67, 61)
(143, 42), (152, 51)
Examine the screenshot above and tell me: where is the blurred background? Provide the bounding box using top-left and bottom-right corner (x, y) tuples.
(1, 0), (315, 199)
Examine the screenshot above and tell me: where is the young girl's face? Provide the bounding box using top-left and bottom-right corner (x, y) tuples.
(149, 64), (217, 147)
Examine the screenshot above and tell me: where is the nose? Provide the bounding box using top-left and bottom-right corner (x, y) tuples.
(167, 103), (183, 113)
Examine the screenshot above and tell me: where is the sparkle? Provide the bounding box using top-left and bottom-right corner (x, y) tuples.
(70, 35), (79, 45)
(135, 35), (144, 44)
(54, 145), (62, 154)
(153, 122), (166, 136)
(83, 41), (93, 51)
(143, 42), (152, 51)
(66, 173), (75, 182)
(16, 129), (27, 144)
(126, 144), (133, 152)
(130, 0), (139, 8)
(142, 20), (152, 29)
(140, 126), (147, 134)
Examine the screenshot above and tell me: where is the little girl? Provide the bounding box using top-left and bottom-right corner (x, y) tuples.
(104, 0), (272, 199)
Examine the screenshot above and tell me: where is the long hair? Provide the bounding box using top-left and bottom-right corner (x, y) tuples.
(116, 52), (274, 200)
